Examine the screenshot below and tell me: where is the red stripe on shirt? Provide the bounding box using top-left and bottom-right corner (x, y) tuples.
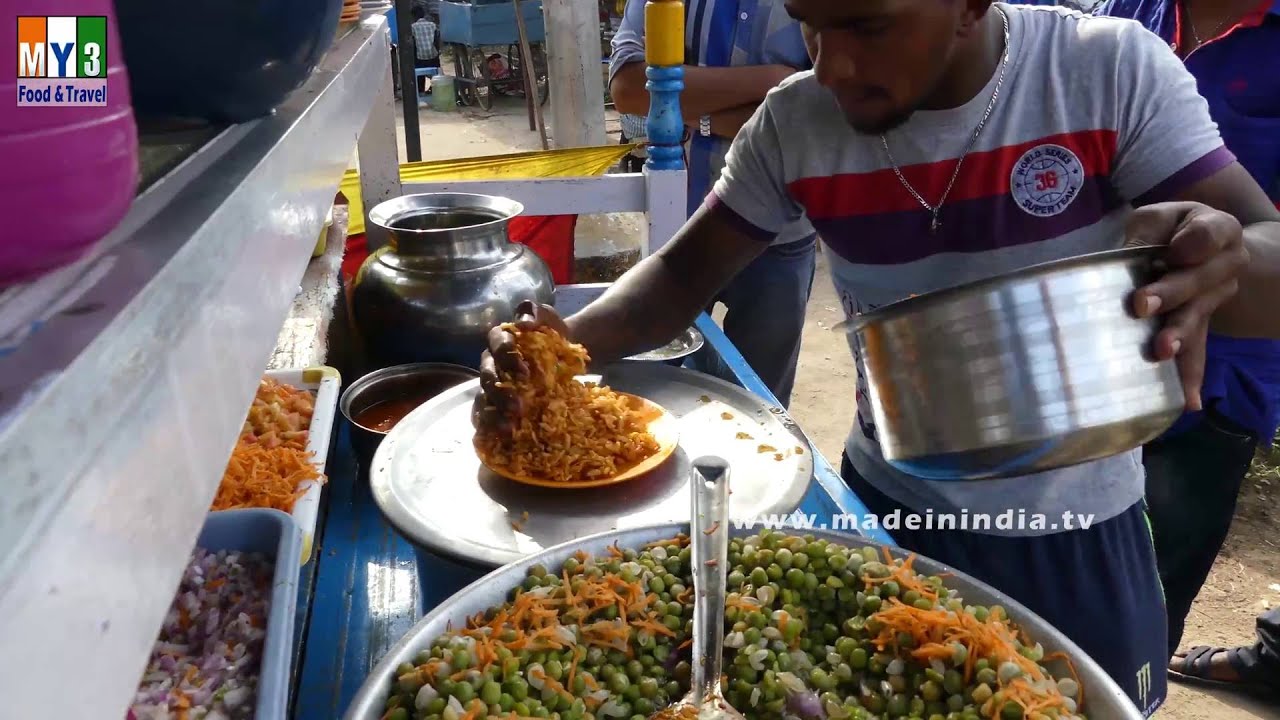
(787, 129), (1119, 220)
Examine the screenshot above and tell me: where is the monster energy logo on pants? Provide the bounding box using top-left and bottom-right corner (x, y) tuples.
(1136, 662), (1152, 708)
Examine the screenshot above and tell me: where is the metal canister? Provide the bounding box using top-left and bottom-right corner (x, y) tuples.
(351, 192), (556, 369)
(849, 247), (1185, 480)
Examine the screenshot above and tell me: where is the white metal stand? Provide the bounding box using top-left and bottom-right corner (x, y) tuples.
(0, 18), (395, 719)
(401, 165), (686, 258)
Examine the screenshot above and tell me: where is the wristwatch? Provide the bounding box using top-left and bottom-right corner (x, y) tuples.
(698, 115), (711, 137)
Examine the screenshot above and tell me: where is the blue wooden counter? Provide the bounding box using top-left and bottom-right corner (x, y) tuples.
(288, 311), (893, 719)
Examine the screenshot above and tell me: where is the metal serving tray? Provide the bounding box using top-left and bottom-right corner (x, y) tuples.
(342, 525), (1141, 720)
(369, 362), (815, 567)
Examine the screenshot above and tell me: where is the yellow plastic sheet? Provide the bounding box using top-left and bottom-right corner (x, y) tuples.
(341, 144), (639, 235)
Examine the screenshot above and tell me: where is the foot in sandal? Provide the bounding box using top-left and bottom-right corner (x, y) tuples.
(1168, 645), (1278, 696)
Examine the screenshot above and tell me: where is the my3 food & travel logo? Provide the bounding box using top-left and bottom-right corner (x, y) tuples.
(16, 16), (108, 107)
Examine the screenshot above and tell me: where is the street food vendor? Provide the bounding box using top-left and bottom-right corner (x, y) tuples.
(1095, 0), (1280, 694)
(475, 1), (1280, 714)
(609, 0), (816, 408)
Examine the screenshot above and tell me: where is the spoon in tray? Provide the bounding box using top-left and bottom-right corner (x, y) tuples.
(651, 456), (746, 720)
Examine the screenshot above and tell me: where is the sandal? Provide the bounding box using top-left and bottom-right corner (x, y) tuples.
(1168, 645), (1277, 697)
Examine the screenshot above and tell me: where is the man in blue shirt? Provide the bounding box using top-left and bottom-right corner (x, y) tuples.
(1097, 0), (1280, 694)
(609, 0), (816, 408)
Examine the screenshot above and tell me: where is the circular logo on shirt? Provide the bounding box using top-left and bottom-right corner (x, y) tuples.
(1010, 144), (1085, 217)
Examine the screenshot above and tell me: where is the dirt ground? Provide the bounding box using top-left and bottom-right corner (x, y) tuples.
(396, 93), (1280, 719)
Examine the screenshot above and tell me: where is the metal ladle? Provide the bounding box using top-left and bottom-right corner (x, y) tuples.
(651, 456), (745, 720)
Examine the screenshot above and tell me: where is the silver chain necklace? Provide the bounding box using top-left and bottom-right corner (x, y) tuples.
(880, 5), (1011, 234)
(1183, 1), (1233, 50)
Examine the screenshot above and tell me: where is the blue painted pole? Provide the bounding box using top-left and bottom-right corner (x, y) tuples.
(642, 0), (685, 172)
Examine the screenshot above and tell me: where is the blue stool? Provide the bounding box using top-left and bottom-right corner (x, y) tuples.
(415, 67), (440, 103)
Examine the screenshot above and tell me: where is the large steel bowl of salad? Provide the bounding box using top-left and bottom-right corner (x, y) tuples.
(344, 526), (1141, 720)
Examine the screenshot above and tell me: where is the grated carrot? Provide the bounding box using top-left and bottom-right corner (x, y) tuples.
(211, 442), (324, 512)
(866, 553), (1081, 718)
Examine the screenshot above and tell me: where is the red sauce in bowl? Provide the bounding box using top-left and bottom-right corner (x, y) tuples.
(353, 397), (431, 433)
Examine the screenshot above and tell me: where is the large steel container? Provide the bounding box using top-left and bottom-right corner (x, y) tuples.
(849, 247), (1185, 480)
(351, 193), (556, 369)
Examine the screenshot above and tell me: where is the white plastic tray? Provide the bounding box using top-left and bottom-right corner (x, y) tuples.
(232, 366), (341, 565)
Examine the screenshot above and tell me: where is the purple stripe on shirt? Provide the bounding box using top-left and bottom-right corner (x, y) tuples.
(1134, 145), (1238, 206)
(810, 174), (1125, 266)
(705, 192), (779, 243)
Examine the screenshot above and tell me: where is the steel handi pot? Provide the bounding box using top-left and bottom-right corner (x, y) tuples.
(849, 246), (1185, 480)
(351, 193), (556, 370)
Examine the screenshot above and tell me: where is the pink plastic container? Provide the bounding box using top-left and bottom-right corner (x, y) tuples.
(0, 1), (139, 287)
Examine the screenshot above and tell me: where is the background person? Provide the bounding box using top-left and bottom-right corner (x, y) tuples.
(410, 6), (441, 96)
(481, 2), (1280, 713)
(1096, 0), (1280, 688)
(609, 0), (817, 408)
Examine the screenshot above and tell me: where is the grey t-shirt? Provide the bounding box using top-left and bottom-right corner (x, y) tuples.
(707, 4), (1237, 535)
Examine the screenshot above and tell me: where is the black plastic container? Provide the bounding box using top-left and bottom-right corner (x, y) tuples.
(115, 0), (344, 123)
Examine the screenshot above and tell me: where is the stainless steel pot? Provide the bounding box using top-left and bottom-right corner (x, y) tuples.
(342, 525), (1142, 720)
(339, 362), (480, 470)
(351, 193), (556, 369)
(849, 247), (1184, 480)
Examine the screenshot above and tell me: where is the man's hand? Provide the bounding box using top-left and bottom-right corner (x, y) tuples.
(1125, 201), (1251, 411)
(471, 300), (569, 432)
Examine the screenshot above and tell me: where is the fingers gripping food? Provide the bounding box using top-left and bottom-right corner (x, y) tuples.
(474, 324), (661, 483)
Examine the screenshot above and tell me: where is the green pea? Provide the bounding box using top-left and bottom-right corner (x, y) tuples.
(779, 568), (801, 589)
(881, 580), (900, 598)
(513, 702), (531, 716)
(1000, 702), (1024, 719)
(452, 682), (475, 703)
(862, 595), (883, 614)
(850, 648), (868, 670)
(943, 670), (963, 695)
(920, 680), (942, 702)
(609, 673), (631, 693)
(508, 679), (529, 701)
(793, 553), (810, 570)
(767, 564), (785, 582)
(386, 708), (409, 720)
(649, 576), (666, 593)
(728, 570), (746, 588)
(886, 693), (909, 717)
(751, 567), (770, 586)
(481, 681), (502, 705)
(971, 683), (993, 704)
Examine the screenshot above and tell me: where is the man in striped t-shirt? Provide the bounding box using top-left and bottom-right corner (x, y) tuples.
(478, 2), (1280, 713)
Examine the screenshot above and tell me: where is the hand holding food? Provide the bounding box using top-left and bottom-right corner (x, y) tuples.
(472, 310), (662, 484)
(473, 300), (571, 433)
(1124, 201), (1250, 411)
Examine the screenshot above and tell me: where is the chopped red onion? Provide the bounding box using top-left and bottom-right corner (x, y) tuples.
(128, 547), (273, 720)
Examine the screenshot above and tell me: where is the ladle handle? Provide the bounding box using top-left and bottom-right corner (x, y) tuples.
(691, 456), (731, 705)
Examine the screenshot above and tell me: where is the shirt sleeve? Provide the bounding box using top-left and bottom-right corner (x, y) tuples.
(705, 98), (804, 242)
(1109, 22), (1237, 205)
(608, 0), (647, 86)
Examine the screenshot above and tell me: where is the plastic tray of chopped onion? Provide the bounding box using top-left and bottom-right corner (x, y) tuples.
(130, 508), (302, 720)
